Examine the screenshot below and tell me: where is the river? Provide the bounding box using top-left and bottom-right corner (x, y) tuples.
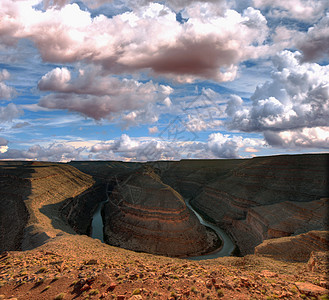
(91, 198), (235, 260)
(91, 200), (108, 242)
(185, 199), (235, 260)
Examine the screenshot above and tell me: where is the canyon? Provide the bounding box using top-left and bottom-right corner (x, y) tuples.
(0, 154), (328, 299)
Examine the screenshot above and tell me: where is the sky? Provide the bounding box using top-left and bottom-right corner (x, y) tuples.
(0, 0), (328, 162)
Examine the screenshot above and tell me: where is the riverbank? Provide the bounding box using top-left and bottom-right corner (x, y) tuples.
(90, 196), (236, 260)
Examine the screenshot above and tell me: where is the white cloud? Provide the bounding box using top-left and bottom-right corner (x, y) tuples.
(0, 103), (23, 123)
(0, 69), (17, 100)
(0, 137), (8, 153)
(0, 143), (84, 162)
(253, 0), (329, 21)
(89, 132), (265, 161)
(207, 132), (265, 158)
(148, 126), (159, 134)
(227, 50), (329, 132)
(295, 13), (329, 62)
(38, 67), (173, 125)
(0, 1), (269, 82)
(264, 127), (329, 149)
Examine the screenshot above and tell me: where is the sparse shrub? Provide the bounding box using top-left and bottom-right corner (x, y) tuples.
(38, 267), (47, 273)
(42, 285), (51, 292)
(217, 289), (224, 297)
(191, 286), (198, 293)
(153, 291), (159, 296)
(51, 276), (60, 283)
(89, 289), (99, 295)
(35, 277), (46, 286)
(132, 288), (141, 295)
(54, 293), (66, 300)
(320, 295), (329, 300)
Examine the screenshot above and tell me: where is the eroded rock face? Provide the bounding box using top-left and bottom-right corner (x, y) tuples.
(189, 154), (329, 255)
(102, 169), (213, 257)
(254, 231), (329, 262)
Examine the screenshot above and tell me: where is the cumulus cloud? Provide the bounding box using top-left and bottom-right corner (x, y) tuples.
(295, 13), (329, 62)
(253, 0), (329, 21)
(207, 132), (265, 158)
(90, 134), (181, 161)
(0, 137), (8, 146)
(0, 103), (23, 123)
(264, 127), (329, 149)
(89, 132), (265, 161)
(0, 143), (84, 162)
(148, 126), (159, 134)
(227, 50), (329, 132)
(0, 1), (268, 82)
(0, 137), (8, 153)
(0, 69), (16, 100)
(38, 67), (173, 125)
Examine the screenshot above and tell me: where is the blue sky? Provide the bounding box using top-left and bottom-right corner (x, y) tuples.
(0, 0), (328, 161)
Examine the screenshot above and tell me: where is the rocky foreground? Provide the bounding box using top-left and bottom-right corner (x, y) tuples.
(0, 155), (328, 299)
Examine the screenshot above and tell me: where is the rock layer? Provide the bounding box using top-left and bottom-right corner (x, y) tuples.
(189, 154), (329, 254)
(102, 168), (214, 257)
(0, 161), (95, 252)
(255, 230), (329, 262)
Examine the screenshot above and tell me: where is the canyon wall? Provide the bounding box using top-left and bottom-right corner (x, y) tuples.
(188, 154), (329, 255)
(0, 161), (95, 252)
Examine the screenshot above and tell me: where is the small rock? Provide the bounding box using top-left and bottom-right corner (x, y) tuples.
(85, 259), (98, 265)
(295, 281), (329, 296)
(117, 296), (126, 300)
(320, 280), (329, 289)
(80, 284), (92, 292)
(260, 270), (278, 278)
(206, 280), (212, 288)
(107, 282), (117, 291)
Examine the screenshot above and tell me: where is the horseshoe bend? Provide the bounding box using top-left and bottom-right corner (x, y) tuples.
(0, 154), (329, 299)
(102, 167), (219, 257)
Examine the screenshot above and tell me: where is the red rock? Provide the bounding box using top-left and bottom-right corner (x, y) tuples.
(260, 270), (278, 277)
(295, 282), (329, 296)
(117, 296), (126, 300)
(205, 280), (212, 288)
(107, 282), (117, 291)
(80, 284), (91, 292)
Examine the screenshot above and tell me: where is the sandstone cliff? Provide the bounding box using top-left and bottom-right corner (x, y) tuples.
(189, 154), (329, 254)
(102, 167), (217, 257)
(0, 161), (95, 252)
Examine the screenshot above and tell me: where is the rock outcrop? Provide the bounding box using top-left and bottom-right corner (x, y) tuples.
(102, 168), (216, 257)
(0, 161), (95, 252)
(254, 230), (329, 262)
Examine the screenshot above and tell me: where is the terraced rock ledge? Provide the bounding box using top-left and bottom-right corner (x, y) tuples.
(102, 167), (219, 257)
